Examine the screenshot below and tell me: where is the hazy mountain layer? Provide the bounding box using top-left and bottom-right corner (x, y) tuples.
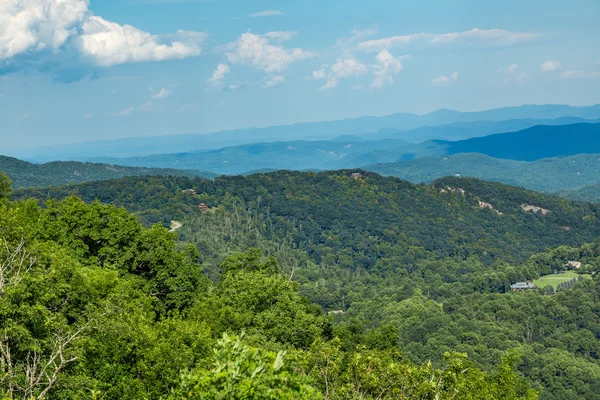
(9, 104), (600, 161)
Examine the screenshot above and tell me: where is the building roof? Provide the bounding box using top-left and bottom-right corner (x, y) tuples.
(510, 282), (536, 289)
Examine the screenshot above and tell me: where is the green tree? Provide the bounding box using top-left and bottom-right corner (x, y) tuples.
(169, 333), (322, 400)
(0, 172), (10, 200)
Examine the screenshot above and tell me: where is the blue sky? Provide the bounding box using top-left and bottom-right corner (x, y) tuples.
(1, 0), (599, 148)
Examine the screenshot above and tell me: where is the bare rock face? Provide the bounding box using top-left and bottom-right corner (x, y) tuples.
(478, 200), (503, 215)
(521, 204), (551, 215)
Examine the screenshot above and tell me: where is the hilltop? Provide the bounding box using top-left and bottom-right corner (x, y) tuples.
(0, 155), (216, 189)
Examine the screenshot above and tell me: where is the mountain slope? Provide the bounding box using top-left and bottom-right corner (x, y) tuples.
(88, 139), (409, 175)
(367, 117), (598, 142)
(364, 153), (600, 193)
(554, 184), (600, 203)
(14, 171), (600, 264)
(0, 155), (216, 188)
(440, 122), (600, 161)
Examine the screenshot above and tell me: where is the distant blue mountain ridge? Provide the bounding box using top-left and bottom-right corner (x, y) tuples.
(7, 103), (600, 161)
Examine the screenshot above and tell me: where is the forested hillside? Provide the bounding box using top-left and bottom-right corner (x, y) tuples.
(88, 139), (409, 175)
(12, 170), (600, 398)
(0, 155), (216, 189)
(554, 184), (600, 204)
(365, 153), (600, 196)
(0, 171), (540, 399)
(439, 123), (600, 161)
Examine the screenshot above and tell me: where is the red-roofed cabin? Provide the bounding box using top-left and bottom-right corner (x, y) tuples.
(198, 203), (209, 211)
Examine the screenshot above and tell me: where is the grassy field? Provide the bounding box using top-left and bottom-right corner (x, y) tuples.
(532, 270), (589, 288)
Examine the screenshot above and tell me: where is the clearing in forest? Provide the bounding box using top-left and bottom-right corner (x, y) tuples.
(532, 270), (590, 288)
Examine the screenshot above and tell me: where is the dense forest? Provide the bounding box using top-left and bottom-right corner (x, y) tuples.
(365, 153), (600, 195)
(0, 171), (543, 399)
(0, 156), (215, 189)
(10, 170), (600, 398)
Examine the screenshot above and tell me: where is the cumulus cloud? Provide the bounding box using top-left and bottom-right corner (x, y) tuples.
(540, 60), (560, 72)
(501, 63), (518, 73)
(150, 88), (171, 99)
(358, 28), (540, 52)
(0, 0), (207, 70)
(78, 17), (206, 67)
(432, 72), (458, 86)
(250, 10), (283, 18)
(313, 59), (368, 90)
(312, 69), (326, 80)
(262, 75), (285, 88)
(0, 0), (88, 59)
(561, 70), (600, 79)
(207, 63), (230, 88)
(371, 50), (403, 89)
(224, 32), (314, 73)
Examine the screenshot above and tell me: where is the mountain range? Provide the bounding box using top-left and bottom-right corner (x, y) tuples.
(79, 122), (600, 176)
(8, 104), (600, 162)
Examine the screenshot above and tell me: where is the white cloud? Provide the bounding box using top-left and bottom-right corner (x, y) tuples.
(371, 50), (403, 89)
(139, 101), (155, 111)
(250, 10), (283, 18)
(228, 81), (246, 90)
(262, 75), (285, 88)
(114, 106), (135, 116)
(225, 31), (315, 73)
(351, 26), (379, 38)
(207, 63), (230, 87)
(501, 65), (527, 85)
(262, 31), (297, 41)
(502, 63), (518, 73)
(82, 113), (92, 119)
(0, 0), (88, 59)
(432, 72), (458, 86)
(312, 69), (326, 80)
(79, 17), (206, 66)
(561, 70), (600, 79)
(357, 28), (539, 52)
(540, 60), (560, 72)
(0, 0), (207, 68)
(150, 88), (171, 99)
(314, 59), (368, 90)
(516, 72), (529, 84)
(333, 26), (378, 58)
